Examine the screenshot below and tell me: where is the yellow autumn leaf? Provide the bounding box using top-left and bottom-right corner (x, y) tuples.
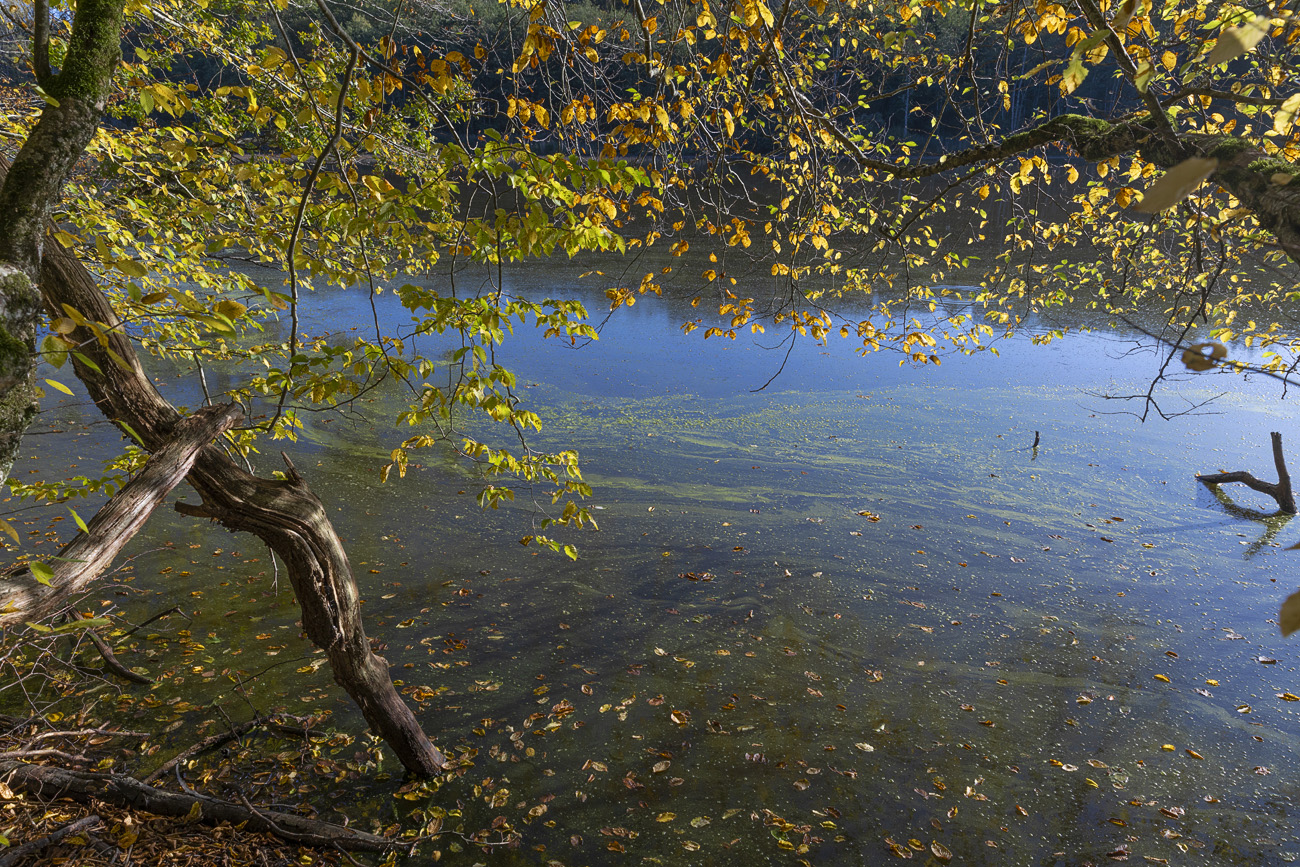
(1134, 157), (1218, 213)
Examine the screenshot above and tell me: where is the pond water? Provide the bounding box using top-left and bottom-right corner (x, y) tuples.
(15, 256), (1300, 865)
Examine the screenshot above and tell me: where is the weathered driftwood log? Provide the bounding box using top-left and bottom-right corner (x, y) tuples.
(0, 152), (448, 776)
(1197, 431), (1297, 515)
(0, 760), (405, 852)
(0, 403), (243, 626)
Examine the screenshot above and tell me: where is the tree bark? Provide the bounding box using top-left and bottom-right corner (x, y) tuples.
(0, 403), (243, 627)
(0, 0), (126, 485)
(18, 172), (448, 776)
(0, 760), (405, 853)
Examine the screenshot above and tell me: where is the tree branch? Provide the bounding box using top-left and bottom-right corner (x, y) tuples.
(0, 761), (407, 853)
(1198, 431), (1297, 514)
(0, 403), (244, 627)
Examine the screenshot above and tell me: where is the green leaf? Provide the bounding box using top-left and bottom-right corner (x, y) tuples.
(69, 507), (90, 533)
(48, 617), (113, 634)
(114, 259), (148, 279)
(29, 561), (54, 586)
(44, 378), (74, 396)
(0, 517), (19, 545)
(1060, 56), (1089, 95)
(71, 352), (102, 374)
(1111, 0), (1139, 32)
(118, 421), (146, 446)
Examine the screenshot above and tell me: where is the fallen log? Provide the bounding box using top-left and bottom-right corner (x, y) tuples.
(0, 759), (406, 853)
(0, 403), (244, 626)
(1197, 431), (1297, 515)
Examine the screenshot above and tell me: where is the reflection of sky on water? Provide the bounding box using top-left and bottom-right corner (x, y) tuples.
(15, 256), (1300, 865)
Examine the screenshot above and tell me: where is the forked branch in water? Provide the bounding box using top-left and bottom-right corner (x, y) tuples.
(1197, 431), (1297, 515)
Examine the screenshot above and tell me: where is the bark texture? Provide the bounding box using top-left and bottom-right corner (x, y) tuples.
(0, 0), (125, 486)
(0, 402), (243, 626)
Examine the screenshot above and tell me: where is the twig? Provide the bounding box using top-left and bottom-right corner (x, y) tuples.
(84, 626), (152, 684)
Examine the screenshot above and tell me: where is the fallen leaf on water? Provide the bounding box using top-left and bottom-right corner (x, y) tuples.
(1154, 674), (1171, 683)
(854, 743), (875, 752)
(931, 841), (953, 861)
(652, 760), (670, 773)
(690, 817), (710, 828)
(1185, 749), (1204, 760)
(1256, 656), (1278, 664)
(656, 812), (676, 822)
(1278, 693), (1300, 701)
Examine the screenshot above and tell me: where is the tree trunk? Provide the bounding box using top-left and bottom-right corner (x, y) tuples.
(25, 184), (447, 776)
(0, 0), (126, 485)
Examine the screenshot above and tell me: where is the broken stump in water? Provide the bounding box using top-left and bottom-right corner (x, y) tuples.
(1197, 431), (1297, 515)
